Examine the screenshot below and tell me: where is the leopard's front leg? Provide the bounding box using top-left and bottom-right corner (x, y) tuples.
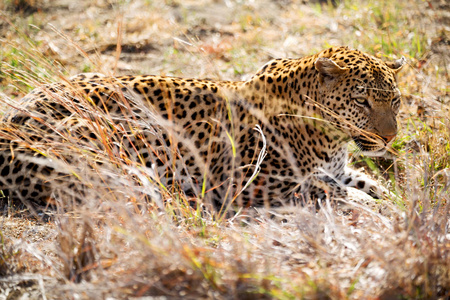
(298, 174), (349, 203)
(337, 167), (388, 199)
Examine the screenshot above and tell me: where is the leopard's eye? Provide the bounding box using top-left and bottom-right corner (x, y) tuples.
(353, 97), (370, 107)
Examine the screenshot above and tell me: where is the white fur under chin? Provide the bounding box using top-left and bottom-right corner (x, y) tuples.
(361, 148), (387, 157)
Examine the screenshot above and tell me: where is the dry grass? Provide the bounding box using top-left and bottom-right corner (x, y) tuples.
(0, 0), (449, 299)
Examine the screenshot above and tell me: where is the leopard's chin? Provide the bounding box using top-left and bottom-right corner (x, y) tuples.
(352, 136), (387, 157)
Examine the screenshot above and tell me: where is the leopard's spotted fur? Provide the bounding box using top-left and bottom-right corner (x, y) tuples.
(0, 46), (405, 209)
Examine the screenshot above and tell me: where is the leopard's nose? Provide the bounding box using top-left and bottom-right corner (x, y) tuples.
(381, 134), (396, 143)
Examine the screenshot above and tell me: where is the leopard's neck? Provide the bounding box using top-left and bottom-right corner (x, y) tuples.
(235, 55), (322, 118)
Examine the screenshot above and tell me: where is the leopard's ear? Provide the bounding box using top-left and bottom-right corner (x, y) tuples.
(314, 58), (348, 80)
(385, 57), (406, 73)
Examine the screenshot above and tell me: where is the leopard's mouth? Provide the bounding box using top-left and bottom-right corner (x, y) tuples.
(352, 136), (387, 156)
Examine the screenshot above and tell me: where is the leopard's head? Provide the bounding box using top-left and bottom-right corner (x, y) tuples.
(314, 47), (406, 156)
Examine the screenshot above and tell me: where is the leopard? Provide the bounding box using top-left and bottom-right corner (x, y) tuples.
(0, 46), (405, 211)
